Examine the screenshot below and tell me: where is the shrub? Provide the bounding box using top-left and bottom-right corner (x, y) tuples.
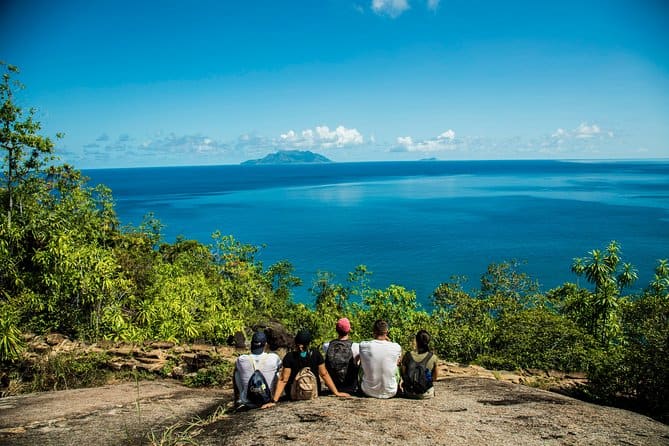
(24, 351), (111, 392)
(587, 293), (669, 422)
(356, 285), (429, 350)
(183, 361), (233, 388)
(474, 354), (518, 371)
(489, 307), (597, 371)
(0, 305), (23, 362)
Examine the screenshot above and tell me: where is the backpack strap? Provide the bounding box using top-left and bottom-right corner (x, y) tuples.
(306, 349), (314, 369)
(417, 351), (433, 367)
(250, 353), (266, 371)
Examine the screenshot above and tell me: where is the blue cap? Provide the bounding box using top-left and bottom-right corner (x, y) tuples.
(251, 331), (267, 354)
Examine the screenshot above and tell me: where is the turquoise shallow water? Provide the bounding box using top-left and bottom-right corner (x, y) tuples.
(85, 160), (669, 304)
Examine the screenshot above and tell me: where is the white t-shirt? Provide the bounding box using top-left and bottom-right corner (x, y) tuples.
(234, 352), (282, 406)
(359, 339), (402, 399)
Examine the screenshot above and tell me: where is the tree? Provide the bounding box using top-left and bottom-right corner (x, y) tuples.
(571, 241), (638, 344)
(0, 62), (60, 229)
(359, 284), (428, 350)
(479, 260), (540, 304)
(266, 260), (302, 308)
(648, 259), (669, 298)
(431, 277), (496, 362)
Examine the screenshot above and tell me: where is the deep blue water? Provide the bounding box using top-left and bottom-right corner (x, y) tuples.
(84, 160), (669, 305)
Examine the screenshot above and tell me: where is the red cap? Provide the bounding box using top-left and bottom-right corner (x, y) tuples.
(336, 317), (351, 334)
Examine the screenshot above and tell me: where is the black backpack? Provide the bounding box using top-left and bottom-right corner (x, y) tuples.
(246, 356), (272, 406)
(403, 352), (434, 395)
(325, 340), (355, 389)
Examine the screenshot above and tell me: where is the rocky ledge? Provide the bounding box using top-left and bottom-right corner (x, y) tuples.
(1, 378), (668, 445)
(1, 334), (667, 445)
(1, 333), (587, 395)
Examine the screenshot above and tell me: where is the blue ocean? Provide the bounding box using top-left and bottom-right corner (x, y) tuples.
(84, 160), (669, 305)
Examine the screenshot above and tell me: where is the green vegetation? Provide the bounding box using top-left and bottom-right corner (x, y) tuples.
(21, 351), (112, 392)
(183, 360), (234, 388)
(1, 63), (667, 422)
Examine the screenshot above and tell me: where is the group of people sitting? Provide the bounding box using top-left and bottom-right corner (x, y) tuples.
(233, 318), (439, 410)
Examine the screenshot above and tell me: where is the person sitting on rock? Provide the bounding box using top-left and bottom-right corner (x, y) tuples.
(262, 329), (350, 408)
(323, 317), (360, 394)
(400, 330), (439, 399)
(233, 331), (282, 410)
(359, 319), (402, 398)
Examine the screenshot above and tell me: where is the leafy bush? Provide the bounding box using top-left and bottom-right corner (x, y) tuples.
(0, 304), (23, 362)
(355, 284), (430, 351)
(183, 361), (233, 388)
(473, 354), (518, 371)
(587, 293), (669, 422)
(489, 307), (597, 371)
(24, 351), (111, 392)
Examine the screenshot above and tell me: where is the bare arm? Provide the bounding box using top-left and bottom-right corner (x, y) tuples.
(261, 366), (291, 409)
(318, 363), (350, 397)
(232, 364), (239, 403)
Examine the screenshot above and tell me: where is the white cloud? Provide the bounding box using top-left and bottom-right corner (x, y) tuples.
(390, 122), (621, 158)
(397, 136), (414, 146)
(549, 122), (612, 141)
(280, 125), (364, 149)
(395, 129), (457, 152)
(372, 0), (410, 17)
(280, 130), (297, 141)
(81, 133), (238, 166)
(438, 129), (455, 140)
(574, 122), (601, 139)
(136, 134), (230, 156)
(370, 0), (438, 17)
(551, 128), (566, 138)
(531, 121), (618, 155)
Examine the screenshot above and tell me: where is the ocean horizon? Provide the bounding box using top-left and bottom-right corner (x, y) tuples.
(85, 159), (669, 305)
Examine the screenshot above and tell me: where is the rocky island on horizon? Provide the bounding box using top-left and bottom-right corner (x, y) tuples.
(241, 150), (332, 165)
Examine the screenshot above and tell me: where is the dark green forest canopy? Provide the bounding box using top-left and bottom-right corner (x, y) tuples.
(1, 63), (668, 420)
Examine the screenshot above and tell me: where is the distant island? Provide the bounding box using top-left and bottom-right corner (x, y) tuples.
(241, 150), (332, 165)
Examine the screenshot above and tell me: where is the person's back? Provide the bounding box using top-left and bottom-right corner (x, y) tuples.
(359, 320), (402, 399)
(283, 347), (322, 398)
(401, 330), (439, 399)
(324, 317), (360, 394)
(233, 332), (282, 408)
(264, 329), (350, 407)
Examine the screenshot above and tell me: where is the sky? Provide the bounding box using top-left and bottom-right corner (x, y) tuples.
(2, 0), (669, 168)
